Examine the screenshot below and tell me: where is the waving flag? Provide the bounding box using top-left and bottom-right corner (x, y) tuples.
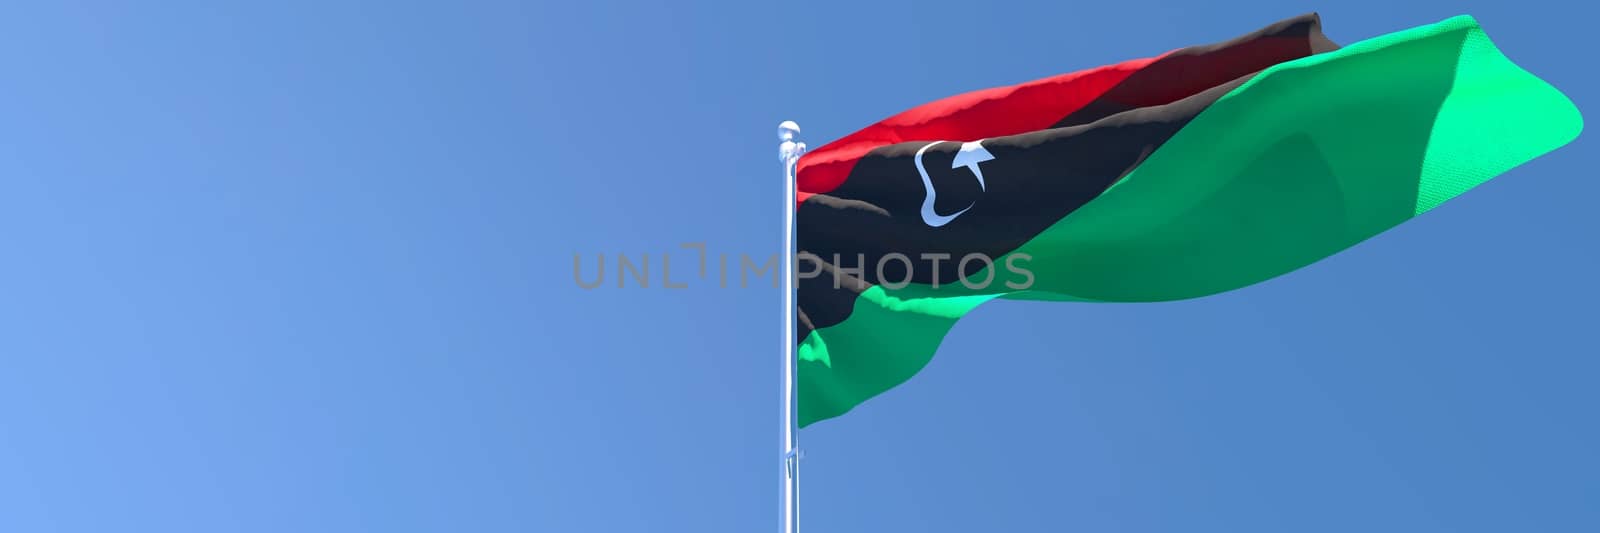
(795, 14), (1582, 427)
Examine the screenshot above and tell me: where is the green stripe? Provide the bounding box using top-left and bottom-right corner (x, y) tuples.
(798, 15), (1582, 427)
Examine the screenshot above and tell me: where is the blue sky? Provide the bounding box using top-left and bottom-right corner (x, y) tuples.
(0, 1), (1594, 531)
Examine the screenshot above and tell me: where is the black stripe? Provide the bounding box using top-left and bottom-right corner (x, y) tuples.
(1056, 13), (1337, 128)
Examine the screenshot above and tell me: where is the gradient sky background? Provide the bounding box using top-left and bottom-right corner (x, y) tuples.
(1, 1), (1595, 531)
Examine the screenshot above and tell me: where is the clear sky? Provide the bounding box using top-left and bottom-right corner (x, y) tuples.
(0, 1), (1594, 531)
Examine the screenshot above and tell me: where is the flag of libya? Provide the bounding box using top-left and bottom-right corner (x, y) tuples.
(794, 13), (1582, 427)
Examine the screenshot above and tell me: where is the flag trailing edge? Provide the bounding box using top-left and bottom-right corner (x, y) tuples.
(794, 14), (1583, 427)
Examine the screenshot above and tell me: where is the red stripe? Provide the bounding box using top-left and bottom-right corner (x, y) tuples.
(796, 54), (1163, 199)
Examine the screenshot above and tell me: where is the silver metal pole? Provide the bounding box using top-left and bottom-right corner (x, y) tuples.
(778, 120), (805, 533)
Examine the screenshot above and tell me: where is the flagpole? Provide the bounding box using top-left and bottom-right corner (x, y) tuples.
(778, 120), (805, 533)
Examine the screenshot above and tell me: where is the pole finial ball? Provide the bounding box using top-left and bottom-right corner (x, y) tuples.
(778, 121), (801, 142)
